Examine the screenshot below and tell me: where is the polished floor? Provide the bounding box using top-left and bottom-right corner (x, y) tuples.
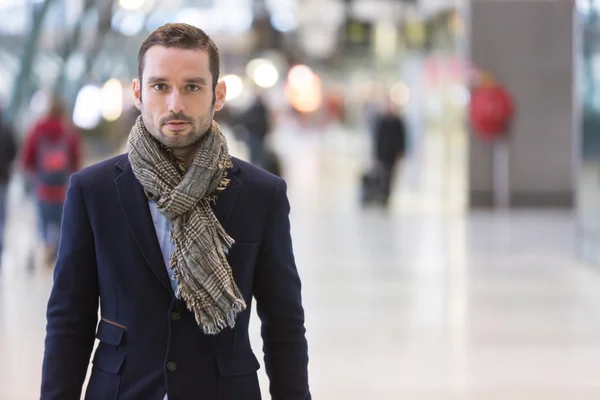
(1, 122), (599, 399)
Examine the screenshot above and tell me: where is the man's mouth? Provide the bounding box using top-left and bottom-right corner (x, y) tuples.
(164, 120), (190, 130)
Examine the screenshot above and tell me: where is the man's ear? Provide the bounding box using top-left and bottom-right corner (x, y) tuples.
(214, 80), (227, 112)
(132, 78), (142, 110)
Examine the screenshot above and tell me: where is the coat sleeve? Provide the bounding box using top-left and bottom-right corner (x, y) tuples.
(253, 179), (311, 400)
(41, 173), (99, 399)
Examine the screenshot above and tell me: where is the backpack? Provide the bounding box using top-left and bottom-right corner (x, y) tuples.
(37, 134), (71, 188)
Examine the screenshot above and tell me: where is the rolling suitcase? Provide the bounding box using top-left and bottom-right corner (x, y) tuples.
(360, 163), (385, 205)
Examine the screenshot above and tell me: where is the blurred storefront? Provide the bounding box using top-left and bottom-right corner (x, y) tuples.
(0, 0), (471, 212)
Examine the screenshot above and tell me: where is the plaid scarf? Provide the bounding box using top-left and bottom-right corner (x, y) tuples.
(127, 115), (246, 335)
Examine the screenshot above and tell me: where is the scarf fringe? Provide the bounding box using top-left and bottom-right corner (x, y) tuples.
(199, 299), (246, 335)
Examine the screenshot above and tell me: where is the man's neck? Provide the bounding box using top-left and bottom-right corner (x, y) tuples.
(171, 146), (197, 168)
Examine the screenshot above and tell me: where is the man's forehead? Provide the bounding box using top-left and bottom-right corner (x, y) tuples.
(143, 45), (211, 78)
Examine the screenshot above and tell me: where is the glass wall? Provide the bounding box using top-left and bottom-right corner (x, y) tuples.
(578, 0), (600, 262)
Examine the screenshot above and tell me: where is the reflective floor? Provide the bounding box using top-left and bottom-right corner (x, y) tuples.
(1, 122), (599, 399)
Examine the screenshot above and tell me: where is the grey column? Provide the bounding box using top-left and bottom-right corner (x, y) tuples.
(468, 0), (576, 208)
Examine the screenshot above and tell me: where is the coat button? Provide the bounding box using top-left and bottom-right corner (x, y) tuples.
(167, 361), (177, 372)
(171, 311), (181, 321)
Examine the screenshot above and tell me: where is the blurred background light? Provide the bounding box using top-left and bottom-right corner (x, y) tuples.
(287, 65), (316, 90)
(270, 10), (297, 33)
(119, 0), (145, 11)
(113, 10), (146, 37)
(286, 66), (322, 113)
(73, 84), (103, 130)
(102, 78), (124, 122)
(246, 59), (279, 89)
(175, 8), (221, 35)
(221, 74), (244, 101)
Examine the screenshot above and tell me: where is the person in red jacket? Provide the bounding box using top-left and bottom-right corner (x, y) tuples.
(22, 97), (81, 263)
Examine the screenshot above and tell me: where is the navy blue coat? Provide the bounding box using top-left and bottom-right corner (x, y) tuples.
(41, 154), (310, 400)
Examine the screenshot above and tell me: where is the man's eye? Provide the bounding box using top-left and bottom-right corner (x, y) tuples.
(187, 85), (200, 92)
(153, 84), (167, 91)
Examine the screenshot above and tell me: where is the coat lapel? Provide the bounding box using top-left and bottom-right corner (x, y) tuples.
(114, 155), (174, 297)
(113, 155), (242, 296)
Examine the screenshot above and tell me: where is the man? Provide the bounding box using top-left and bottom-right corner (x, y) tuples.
(23, 97), (81, 263)
(0, 108), (16, 265)
(41, 23), (310, 400)
(372, 97), (407, 206)
(241, 91), (270, 167)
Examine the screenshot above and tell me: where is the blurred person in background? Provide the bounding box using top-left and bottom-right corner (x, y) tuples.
(22, 96), (81, 263)
(41, 23), (310, 400)
(0, 108), (17, 267)
(241, 90), (270, 167)
(239, 89), (282, 176)
(323, 86), (345, 127)
(363, 83), (383, 136)
(373, 97), (407, 207)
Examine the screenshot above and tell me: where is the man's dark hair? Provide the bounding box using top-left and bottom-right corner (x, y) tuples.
(137, 23), (220, 100)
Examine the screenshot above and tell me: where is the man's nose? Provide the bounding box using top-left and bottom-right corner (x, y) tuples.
(167, 91), (184, 114)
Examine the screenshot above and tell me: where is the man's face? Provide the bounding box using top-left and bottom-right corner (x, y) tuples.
(132, 46), (226, 150)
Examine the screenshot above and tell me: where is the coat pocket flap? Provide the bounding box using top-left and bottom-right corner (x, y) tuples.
(92, 347), (126, 374)
(96, 319), (126, 346)
(217, 352), (260, 377)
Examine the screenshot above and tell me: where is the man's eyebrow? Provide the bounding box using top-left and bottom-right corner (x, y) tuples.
(146, 77), (208, 85)
(185, 78), (208, 85)
(146, 76), (167, 84)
